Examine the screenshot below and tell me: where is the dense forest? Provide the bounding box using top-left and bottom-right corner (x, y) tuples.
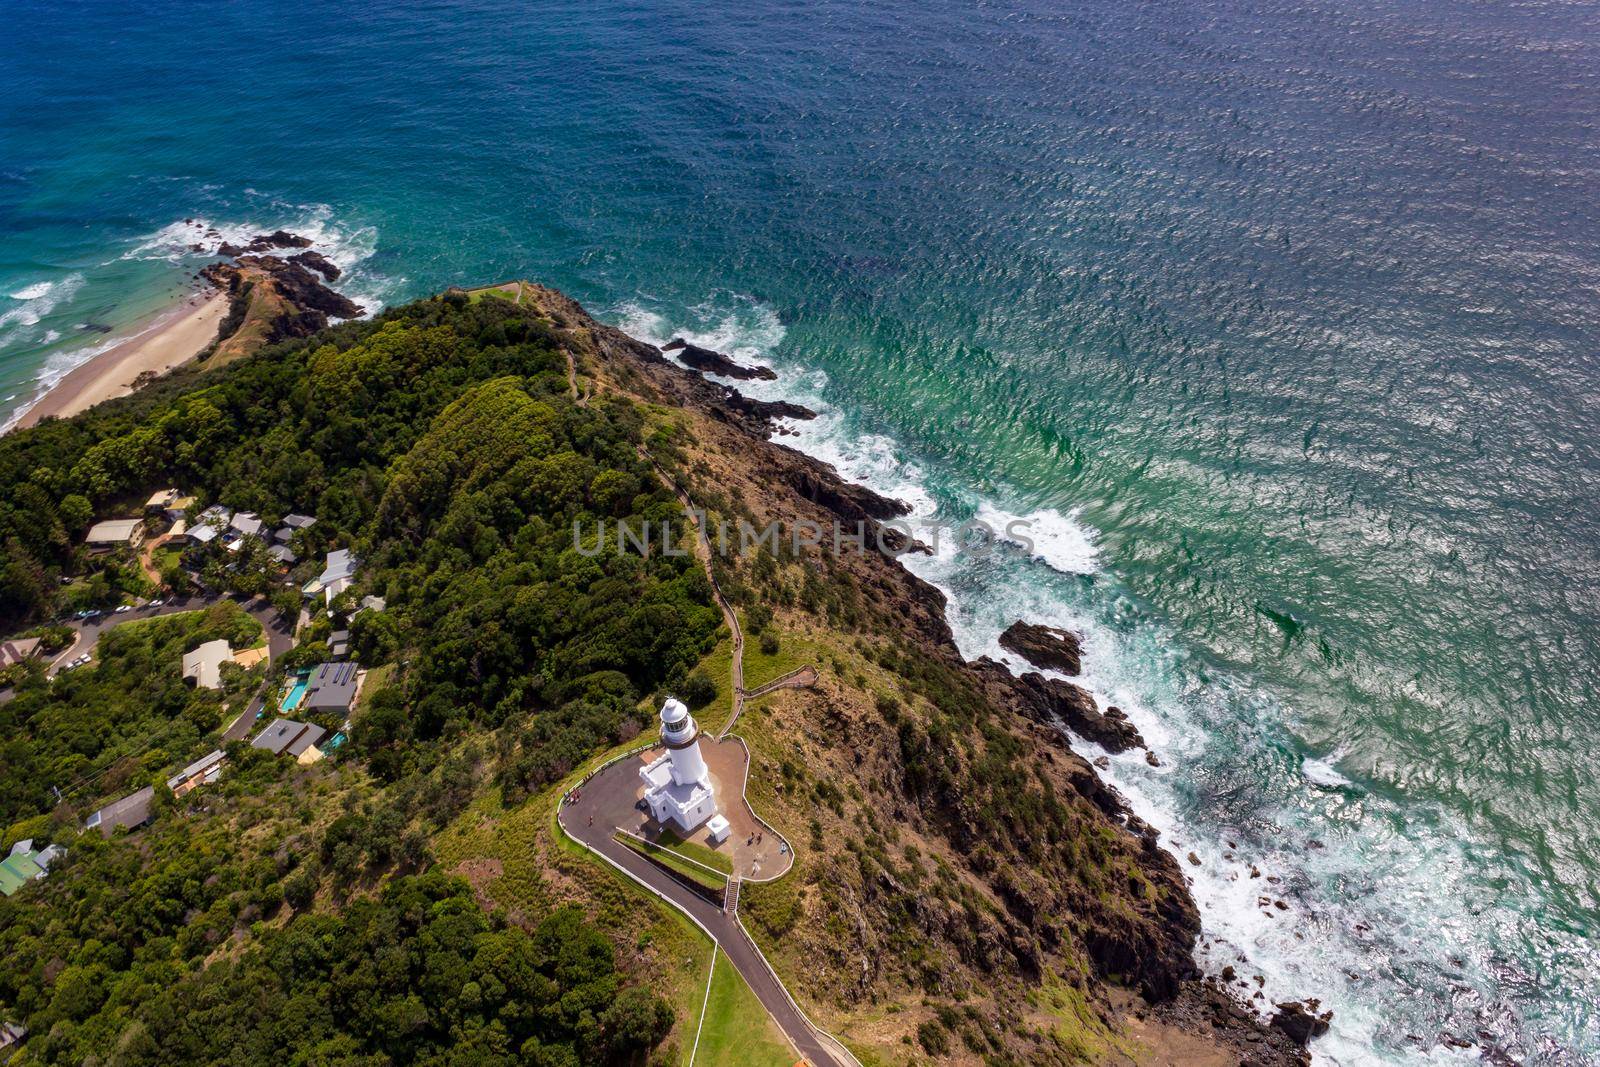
(0, 292), (718, 1064)
(0, 602), (262, 827)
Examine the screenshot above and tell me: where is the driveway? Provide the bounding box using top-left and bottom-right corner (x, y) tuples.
(560, 786), (844, 1067)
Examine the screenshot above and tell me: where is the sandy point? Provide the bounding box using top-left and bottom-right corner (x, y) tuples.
(9, 290), (226, 431)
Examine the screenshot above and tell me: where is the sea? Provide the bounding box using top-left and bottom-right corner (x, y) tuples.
(3, 1), (1598, 1061)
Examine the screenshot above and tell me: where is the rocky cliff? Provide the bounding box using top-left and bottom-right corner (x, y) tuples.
(504, 282), (1309, 1064)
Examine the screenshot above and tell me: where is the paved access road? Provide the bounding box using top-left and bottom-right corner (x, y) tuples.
(47, 594), (293, 678)
(34, 595), (295, 741)
(560, 790), (844, 1067)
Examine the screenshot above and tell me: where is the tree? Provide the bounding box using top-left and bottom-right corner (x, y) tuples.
(58, 493), (93, 533)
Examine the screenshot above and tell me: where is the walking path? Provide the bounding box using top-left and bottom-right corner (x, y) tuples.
(638, 446), (747, 734)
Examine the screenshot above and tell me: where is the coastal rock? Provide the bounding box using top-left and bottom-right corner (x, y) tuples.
(217, 242), (245, 257)
(243, 229), (313, 252)
(999, 620), (1083, 675)
(1270, 1001), (1333, 1046)
(663, 337), (778, 380)
(232, 256), (362, 318)
(718, 387), (815, 425)
(1009, 670), (1145, 753)
(289, 250), (341, 281)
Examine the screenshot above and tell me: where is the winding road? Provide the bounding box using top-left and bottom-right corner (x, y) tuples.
(559, 790), (846, 1067)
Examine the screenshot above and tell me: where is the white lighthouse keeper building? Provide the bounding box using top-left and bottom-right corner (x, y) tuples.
(639, 697), (718, 833)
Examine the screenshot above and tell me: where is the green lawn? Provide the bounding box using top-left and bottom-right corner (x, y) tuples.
(694, 947), (797, 1067)
(615, 831), (727, 894)
(656, 828), (734, 875)
(464, 283), (519, 304)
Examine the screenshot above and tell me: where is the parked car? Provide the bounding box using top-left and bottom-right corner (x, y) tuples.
(149, 598), (165, 607)
(114, 605), (131, 613)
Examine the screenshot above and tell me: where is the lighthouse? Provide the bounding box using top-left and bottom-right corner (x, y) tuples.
(638, 697), (718, 833)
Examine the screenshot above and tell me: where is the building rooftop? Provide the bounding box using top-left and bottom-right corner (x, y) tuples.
(165, 749), (226, 791)
(319, 548), (358, 585)
(302, 660), (358, 710)
(230, 512), (264, 538)
(0, 637), (42, 667)
(86, 787), (155, 837)
(85, 518), (142, 545)
(283, 513), (317, 529)
(251, 718), (326, 757)
(181, 639), (232, 689)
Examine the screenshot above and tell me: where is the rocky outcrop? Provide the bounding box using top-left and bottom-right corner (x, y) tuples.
(999, 664), (1145, 753)
(1270, 1001), (1333, 1046)
(196, 236), (362, 361)
(717, 388), (816, 427)
(288, 250), (341, 281)
(1000, 619), (1083, 675)
(663, 338), (778, 380)
(234, 256), (361, 319)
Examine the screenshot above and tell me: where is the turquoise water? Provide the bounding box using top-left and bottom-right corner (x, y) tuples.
(280, 674), (310, 714)
(4, 1), (1599, 1060)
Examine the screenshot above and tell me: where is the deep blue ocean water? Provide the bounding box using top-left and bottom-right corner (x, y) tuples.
(4, 1), (1599, 1061)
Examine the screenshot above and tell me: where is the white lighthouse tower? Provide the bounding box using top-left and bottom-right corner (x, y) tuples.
(639, 697), (718, 833)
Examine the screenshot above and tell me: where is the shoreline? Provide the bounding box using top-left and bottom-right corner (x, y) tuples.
(8, 289), (226, 432)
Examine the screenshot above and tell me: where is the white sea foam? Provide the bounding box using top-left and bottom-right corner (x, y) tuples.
(973, 501), (1100, 575)
(1302, 753), (1353, 788)
(0, 273), (84, 332)
(119, 204), (392, 318)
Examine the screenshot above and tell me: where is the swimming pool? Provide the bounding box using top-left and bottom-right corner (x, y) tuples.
(281, 673), (310, 712)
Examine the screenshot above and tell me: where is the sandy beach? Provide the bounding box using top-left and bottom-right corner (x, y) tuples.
(10, 290), (226, 431)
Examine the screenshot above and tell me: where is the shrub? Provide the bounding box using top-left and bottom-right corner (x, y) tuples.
(679, 672), (717, 709)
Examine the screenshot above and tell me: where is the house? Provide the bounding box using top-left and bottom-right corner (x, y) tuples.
(0, 1021), (26, 1053)
(84, 518), (145, 553)
(251, 719), (326, 763)
(181, 639), (233, 689)
(166, 518), (190, 543)
(328, 629), (350, 661)
(304, 548), (359, 604)
(275, 513), (316, 544)
(0, 637), (42, 668)
(145, 488), (180, 514)
(187, 504), (231, 549)
(230, 511), (264, 539)
(187, 521), (222, 547)
(358, 595), (386, 614)
(164, 495), (196, 523)
(0, 839), (64, 897)
(268, 543), (297, 566)
(86, 787), (155, 837)
(165, 750), (226, 797)
(302, 660), (359, 714)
